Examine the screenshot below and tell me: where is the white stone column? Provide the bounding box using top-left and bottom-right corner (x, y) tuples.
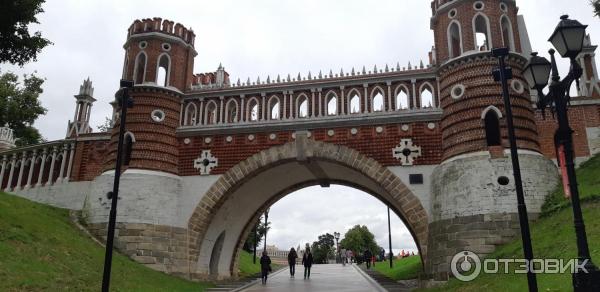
(436, 77), (441, 108)
(57, 145), (68, 183)
(25, 149), (37, 189)
(4, 154), (16, 192)
(36, 148), (47, 187)
(199, 98), (204, 125)
(219, 96), (224, 124)
(240, 95), (245, 122)
(411, 79), (417, 109)
(282, 92), (287, 120)
(0, 155), (7, 189)
(261, 93), (266, 121)
(310, 89), (315, 118)
(16, 153), (26, 190)
(317, 88), (322, 117)
(65, 143), (75, 182)
(340, 86), (345, 115)
(386, 81), (392, 112)
(363, 83), (369, 113)
(289, 91), (294, 119)
(47, 146), (58, 186)
(179, 101), (184, 126)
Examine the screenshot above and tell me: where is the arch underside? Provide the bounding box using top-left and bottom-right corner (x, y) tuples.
(187, 137), (429, 279)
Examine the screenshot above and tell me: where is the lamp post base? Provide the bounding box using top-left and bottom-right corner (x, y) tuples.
(573, 260), (600, 291)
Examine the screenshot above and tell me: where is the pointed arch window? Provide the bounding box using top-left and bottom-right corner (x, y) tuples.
(225, 100), (238, 123)
(205, 101), (217, 125)
(349, 93), (361, 114)
(500, 16), (515, 51)
(372, 91), (384, 112)
(473, 14), (491, 51)
(134, 52), (147, 84)
(420, 87), (434, 108)
(248, 98), (259, 122)
(484, 109), (502, 146)
(396, 90), (409, 110)
(327, 94), (337, 116)
(298, 95), (308, 118)
(123, 132), (135, 166)
(184, 103), (197, 125)
(268, 96), (280, 120)
(156, 54), (170, 86)
(448, 21), (462, 58)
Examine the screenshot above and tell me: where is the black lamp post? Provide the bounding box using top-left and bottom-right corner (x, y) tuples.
(334, 232), (340, 263)
(253, 222), (257, 264)
(492, 47), (538, 292)
(387, 206), (393, 269)
(101, 79), (134, 292)
(523, 15), (599, 291)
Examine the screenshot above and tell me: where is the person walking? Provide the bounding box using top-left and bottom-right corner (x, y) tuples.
(340, 247), (347, 266)
(302, 247), (313, 279)
(287, 247), (298, 277)
(364, 249), (373, 270)
(346, 249), (353, 264)
(260, 251), (272, 284)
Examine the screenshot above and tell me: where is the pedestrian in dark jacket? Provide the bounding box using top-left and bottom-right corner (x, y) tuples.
(364, 249), (373, 269)
(260, 251), (271, 284)
(302, 248), (314, 279)
(287, 247), (298, 277)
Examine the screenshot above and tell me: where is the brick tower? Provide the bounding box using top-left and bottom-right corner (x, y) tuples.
(427, 0), (558, 280)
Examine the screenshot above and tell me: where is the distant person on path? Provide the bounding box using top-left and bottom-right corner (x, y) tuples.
(302, 247), (314, 279)
(260, 251), (272, 284)
(340, 248), (347, 266)
(347, 250), (353, 263)
(287, 247), (298, 277)
(364, 249), (373, 269)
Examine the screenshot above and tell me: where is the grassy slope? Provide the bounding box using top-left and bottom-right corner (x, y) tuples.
(423, 154), (600, 291)
(373, 256), (422, 280)
(0, 192), (212, 292)
(238, 250), (261, 278)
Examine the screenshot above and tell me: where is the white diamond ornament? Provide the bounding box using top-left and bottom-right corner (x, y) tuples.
(193, 150), (219, 175)
(392, 139), (422, 166)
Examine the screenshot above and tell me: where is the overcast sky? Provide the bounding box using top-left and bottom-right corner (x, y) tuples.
(2, 0), (599, 254)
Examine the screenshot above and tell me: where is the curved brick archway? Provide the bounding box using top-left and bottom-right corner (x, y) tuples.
(186, 135), (429, 279)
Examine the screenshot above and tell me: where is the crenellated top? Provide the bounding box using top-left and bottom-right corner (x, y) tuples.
(127, 17), (195, 47)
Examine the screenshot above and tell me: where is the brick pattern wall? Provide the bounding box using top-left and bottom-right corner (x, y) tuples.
(104, 87), (182, 175)
(535, 104), (600, 158)
(178, 122), (442, 176)
(70, 138), (109, 182)
(439, 54), (540, 160)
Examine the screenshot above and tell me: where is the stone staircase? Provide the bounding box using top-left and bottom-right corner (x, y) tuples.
(359, 265), (417, 292)
(205, 275), (259, 292)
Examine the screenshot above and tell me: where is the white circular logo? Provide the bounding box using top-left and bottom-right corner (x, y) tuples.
(451, 251), (481, 281)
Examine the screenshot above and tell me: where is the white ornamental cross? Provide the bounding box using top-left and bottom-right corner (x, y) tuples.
(392, 139), (422, 166)
(193, 150), (219, 175)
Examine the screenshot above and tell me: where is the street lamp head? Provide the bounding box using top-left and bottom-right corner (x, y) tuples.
(334, 232), (340, 240)
(522, 52), (552, 90)
(548, 15), (588, 59)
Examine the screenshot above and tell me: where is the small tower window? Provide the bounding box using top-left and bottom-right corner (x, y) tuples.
(205, 101), (217, 125)
(268, 96), (280, 120)
(134, 52), (147, 84)
(184, 103), (197, 125)
(448, 21), (462, 58)
(298, 95), (308, 118)
(484, 109), (501, 146)
(420, 86), (434, 108)
(501, 16), (515, 52)
(123, 132), (135, 166)
(473, 14), (491, 51)
(248, 98), (259, 121)
(156, 54), (170, 87)
(226, 100), (237, 123)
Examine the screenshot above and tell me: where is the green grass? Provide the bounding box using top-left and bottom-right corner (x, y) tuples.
(238, 250), (261, 278)
(373, 256), (422, 280)
(422, 154), (600, 292)
(0, 192), (213, 291)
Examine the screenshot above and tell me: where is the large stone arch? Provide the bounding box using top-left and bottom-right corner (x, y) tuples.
(186, 133), (429, 279)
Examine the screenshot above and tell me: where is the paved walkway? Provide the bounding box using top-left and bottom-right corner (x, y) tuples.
(240, 264), (382, 292)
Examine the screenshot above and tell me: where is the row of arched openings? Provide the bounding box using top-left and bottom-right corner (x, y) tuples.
(447, 14), (515, 59)
(182, 85), (436, 126)
(132, 52), (171, 86)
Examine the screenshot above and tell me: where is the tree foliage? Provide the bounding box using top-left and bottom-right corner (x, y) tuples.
(592, 0), (600, 18)
(97, 116), (113, 132)
(243, 216), (270, 252)
(339, 225), (380, 262)
(0, 71), (47, 146)
(0, 0), (52, 66)
(311, 233), (335, 264)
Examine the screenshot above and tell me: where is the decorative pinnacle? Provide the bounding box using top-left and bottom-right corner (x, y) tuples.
(351, 67), (355, 76)
(277, 75), (281, 83)
(318, 70), (322, 79)
(362, 66), (366, 74)
(329, 70), (333, 77)
(396, 62), (400, 71)
(308, 71), (312, 79)
(385, 64), (389, 72)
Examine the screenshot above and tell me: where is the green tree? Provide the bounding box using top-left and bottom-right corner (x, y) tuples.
(593, 0), (600, 18)
(0, 71), (47, 146)
(311, 233), (335, 264)
(339, 225), (380, 263)
(0, 0), (52, 66)
(97, 116), (113, 132)
(243, 216), (270, 252)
